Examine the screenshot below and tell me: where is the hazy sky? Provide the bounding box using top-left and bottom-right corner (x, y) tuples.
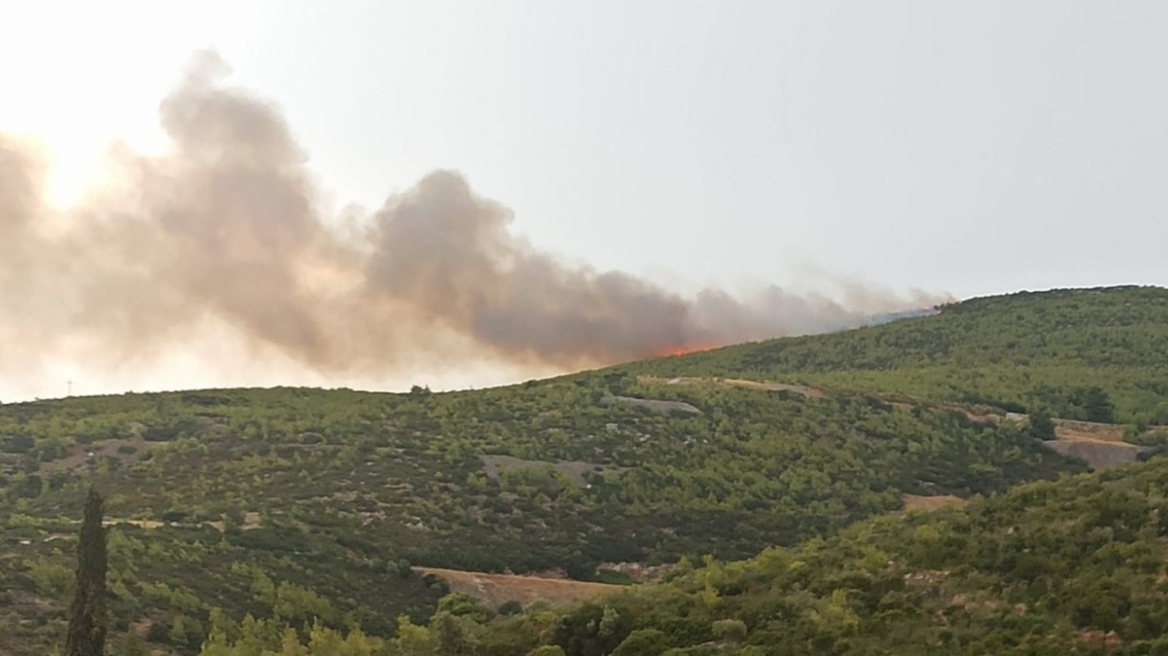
(1, 2), (1165, 399)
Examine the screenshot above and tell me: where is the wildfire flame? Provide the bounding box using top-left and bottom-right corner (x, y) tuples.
(656, 343), (717, 358)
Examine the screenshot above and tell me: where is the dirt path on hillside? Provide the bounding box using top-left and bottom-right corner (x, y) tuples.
(643, 375), (1137, 442)
(99, 511), (260, 533)
(638, 376), (825, 398)
(641, 375), (1157, 474)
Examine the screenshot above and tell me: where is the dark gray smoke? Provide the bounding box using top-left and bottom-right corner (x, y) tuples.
(0, 51), (946, 387)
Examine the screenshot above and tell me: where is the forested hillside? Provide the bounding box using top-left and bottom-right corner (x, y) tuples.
(628, 285), (1168, 424)
(255, 455), (1168, 655)
(1, 285), (1165, 654)
(0, 382), (1082, 653)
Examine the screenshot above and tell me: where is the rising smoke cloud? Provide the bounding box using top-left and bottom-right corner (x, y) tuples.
(0, 51), (945, 395)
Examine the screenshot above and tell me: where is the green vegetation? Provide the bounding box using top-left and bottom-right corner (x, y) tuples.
(331, 456), (1168, 654)
(1028, 411), (1057, 441)
(1, 382), (1079, 653)
(1, 285), (1166, 654)
(627, 285), (1168, 424)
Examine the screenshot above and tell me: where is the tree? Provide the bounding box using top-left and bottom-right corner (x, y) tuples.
(432, 612), (474, 655)
(498, 600), (524, 616)
(390, 615), (438, 656)
(436, 593), (493, 623)
(65, 487), (108, 656)
(712, 619), (748, 644)
(610, 628), (669, 656)
(1076, 387), (1117, 424)
(1148, 401), (1168, 426)
(1028, 411), (1057, 441)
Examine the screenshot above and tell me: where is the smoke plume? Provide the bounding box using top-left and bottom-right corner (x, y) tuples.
(0, 51), (944, 396)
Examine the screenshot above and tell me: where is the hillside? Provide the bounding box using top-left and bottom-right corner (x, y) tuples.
(2, 285), (1165, 654)
(0, 382), (1083, 653)
(329, 454), (1168, 656)
(627, 285), (1168, 424)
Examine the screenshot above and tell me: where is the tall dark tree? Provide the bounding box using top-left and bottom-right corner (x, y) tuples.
(1028, 410), (1057, 441)
(64, 487), (108, 656)
(1078, 386), (1117, 424)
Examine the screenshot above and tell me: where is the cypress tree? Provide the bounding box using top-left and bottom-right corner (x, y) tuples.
(65, 487), (108, 656)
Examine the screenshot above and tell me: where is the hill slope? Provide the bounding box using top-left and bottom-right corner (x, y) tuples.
(1, 389), (1088, 652)
(364, 454), (1168, 656)
(627, 285), (1168, 424)
(3, 285), (1164, 654)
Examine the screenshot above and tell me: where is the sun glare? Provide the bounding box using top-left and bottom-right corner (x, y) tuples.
(42, 148), (104, 210)
(18, 128), (169, 211)
(0, 128), (112, 211)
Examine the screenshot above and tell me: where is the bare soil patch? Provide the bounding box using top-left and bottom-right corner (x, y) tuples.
(637, 376), (825, 398)
(101, 510), (259, 533)
(1041, 441), (1147, 469)
(902, 494), (967, 512)
(104, 519), (166, 529)
(38, 437), (150, 475)
(1035, 417), (1144, 469)
(1052, 419), (1127, 444)
(417, 567), (623, 609)
(721, 379), (826, 398)
(601, 395), (702, 414)
(479, 455), (627, 488)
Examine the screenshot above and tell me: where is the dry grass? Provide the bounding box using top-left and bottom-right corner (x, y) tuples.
(417, 567), (624, 609)
(1052, 419), (1127, 443)
(902, 494), (967, 512)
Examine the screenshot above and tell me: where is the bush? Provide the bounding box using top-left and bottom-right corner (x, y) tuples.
(0, 435), (34, 454)
(595, 569), (636, 585)
(436, 593), (493, 623)
(145, 621), (170, 643)
(498, 600), (524, 616)
(612, 628), (670, 656)
(1150, 402), (1168, 426)
(712, 618), (748, 643)
(397, 558), (414, 578)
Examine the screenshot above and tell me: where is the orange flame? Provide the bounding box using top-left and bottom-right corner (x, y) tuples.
(655, 342), (717, 358)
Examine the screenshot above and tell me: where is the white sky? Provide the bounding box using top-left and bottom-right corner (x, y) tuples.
(1, 2), (1165, 399)
(4, 1), (1165, 299)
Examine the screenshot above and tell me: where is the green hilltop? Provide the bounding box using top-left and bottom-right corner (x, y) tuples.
(1, 285), (1166, 654)
(627, 285), (1168, 424)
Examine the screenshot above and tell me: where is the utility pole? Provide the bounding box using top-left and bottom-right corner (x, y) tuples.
(67, 381), (73, 397)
